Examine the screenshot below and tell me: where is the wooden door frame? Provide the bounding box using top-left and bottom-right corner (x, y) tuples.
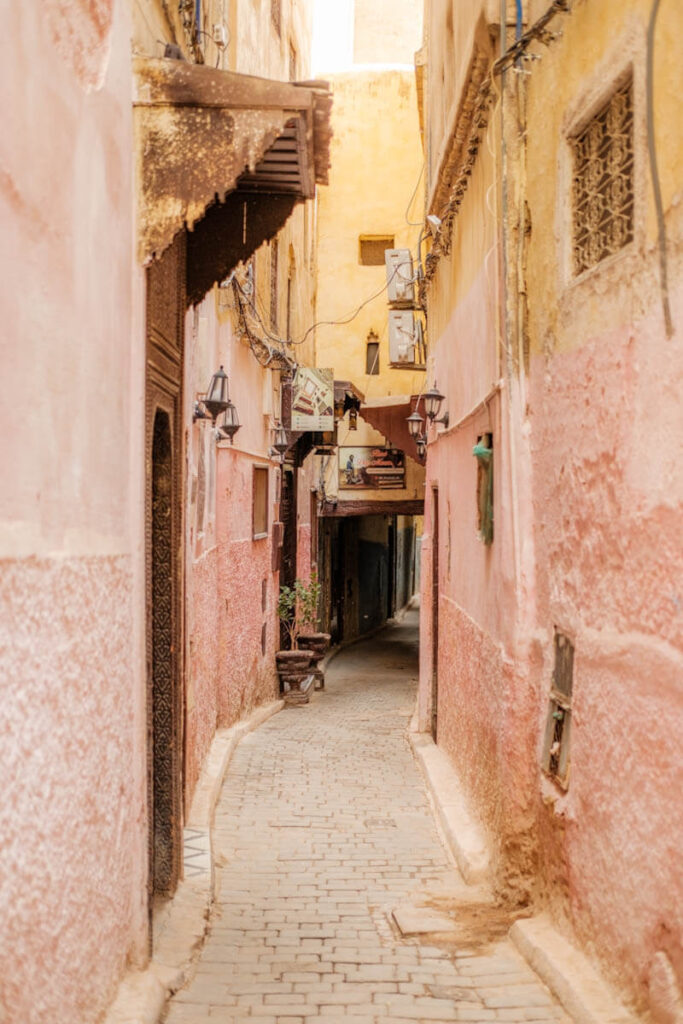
(145, 234), (186, 913)
(431, 486), (439, 741)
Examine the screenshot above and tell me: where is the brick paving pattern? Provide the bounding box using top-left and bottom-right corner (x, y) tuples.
(164, 612), (572, 1024)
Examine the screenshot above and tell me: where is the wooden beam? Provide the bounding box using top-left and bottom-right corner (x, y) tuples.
(321, 499), (424, 518)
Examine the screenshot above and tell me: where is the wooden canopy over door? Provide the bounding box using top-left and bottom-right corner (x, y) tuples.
(145, 231), (185, 906)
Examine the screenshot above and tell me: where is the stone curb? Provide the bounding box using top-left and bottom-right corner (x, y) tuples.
(510, 916), (638, 1024)
(409, 725), (640, 1024)
(104, 699), (284, 1024)
(407, 728), (490, 885)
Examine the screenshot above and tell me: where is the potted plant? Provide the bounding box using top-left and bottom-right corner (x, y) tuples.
(295, 570), (331, 656)
(276, 584), (313, 696)
(295, 571), (331, 689)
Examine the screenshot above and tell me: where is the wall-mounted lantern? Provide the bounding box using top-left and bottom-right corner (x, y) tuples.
(194, 365), (231, 424)
(348, 407), (358, 430)
(272, 422), (290, 457)
(406, 407), (425, 438)
(416, 435), (427, 461)
(216, 400), (241, 444)
(423, 384), (449, 428)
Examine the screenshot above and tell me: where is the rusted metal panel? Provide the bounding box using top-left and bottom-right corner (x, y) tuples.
(133, 58), (332, 265)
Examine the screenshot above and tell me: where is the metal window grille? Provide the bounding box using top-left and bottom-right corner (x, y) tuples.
(572, 80), (634, 275)
(359, 235), (394, 266)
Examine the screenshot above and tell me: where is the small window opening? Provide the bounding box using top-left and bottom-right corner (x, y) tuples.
(542, 631), (575, 788)
(366, 332), (380, 375)
(572, 78), (634, 275)
(473, 433), (493, 545)
(359, 235), (394, 266)
(253, 466), (269, 539)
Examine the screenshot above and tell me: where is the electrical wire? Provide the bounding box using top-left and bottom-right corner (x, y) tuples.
(234, 248), (421, 350)
(405, 162), (426, 226)
(646, 0), (674, 338)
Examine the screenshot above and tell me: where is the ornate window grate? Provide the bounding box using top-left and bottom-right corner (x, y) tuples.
(572, 80), (634, 275)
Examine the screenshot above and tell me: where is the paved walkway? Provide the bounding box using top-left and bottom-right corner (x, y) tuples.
(164, 612), (571, 1024)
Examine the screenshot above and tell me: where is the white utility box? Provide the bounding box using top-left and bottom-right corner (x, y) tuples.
(388, 310), (416, 364)
(385, 248), (415, 307)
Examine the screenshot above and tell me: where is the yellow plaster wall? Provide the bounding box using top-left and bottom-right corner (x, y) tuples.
(522, 0), (683, 357)
(314, 68), (426, 504)
(315, 70), (425, 398)
(133, 0), (312, 79)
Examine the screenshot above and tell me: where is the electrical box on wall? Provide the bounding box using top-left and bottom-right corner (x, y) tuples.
(388, 310), (416, 364)
(385, 249), (414, 307)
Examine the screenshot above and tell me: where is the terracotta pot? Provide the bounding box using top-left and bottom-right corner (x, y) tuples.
(276, 649), (313, 691)
(296, 632), (331, 658)
(276, 649), (313, 670)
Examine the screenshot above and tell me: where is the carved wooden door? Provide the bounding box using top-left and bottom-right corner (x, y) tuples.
(145, 232), (185, 907)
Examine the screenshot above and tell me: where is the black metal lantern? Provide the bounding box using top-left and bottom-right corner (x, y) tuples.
(334, 396), (345, 422)
(416, 435), (427, 460)
(217, 400), (240, 444)
(424, 384), (446, 422)
(348, 407), (358, 430)
(272, 423), (289, 455)
(203, 365), (230, 423)
(406, 408), (424, 438)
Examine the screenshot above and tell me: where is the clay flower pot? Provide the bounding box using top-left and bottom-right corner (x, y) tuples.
(275, 649), (313, 692)
(296, 633), (331, 660)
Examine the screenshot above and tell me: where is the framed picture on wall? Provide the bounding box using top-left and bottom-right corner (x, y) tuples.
(338, 447), (405, 490)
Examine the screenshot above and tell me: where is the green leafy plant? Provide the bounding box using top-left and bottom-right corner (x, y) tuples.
(277, 584), (298, 650)
(277, 571), (321, 650)
(296, 570), (321, 635)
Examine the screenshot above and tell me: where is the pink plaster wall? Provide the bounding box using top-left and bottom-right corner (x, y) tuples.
(182, 290), (284, 810)
(421, 220), (683, 1010)
(0, 3), (148, 1020)
(420, 390), (541, 900)
(528, 312), (683, 1002)
(216, 451), (280, 727)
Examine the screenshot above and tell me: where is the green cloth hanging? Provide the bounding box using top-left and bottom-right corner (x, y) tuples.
(473, 442), (494, 544)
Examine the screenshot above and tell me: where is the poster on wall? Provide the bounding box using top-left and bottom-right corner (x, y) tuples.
(291, 367), (334, 431)
(339, 447), (406, 490)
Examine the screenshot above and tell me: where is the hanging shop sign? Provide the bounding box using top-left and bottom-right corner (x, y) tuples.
(291, 367), (334, 431)
(339, 446), (406, 490)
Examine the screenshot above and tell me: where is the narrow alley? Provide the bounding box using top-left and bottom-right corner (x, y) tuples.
(164, 614), (570, 1024)
(3, 1), (682, 1022)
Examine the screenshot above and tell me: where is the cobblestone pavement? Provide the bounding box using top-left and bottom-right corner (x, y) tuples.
(164, 612), (572, 1024)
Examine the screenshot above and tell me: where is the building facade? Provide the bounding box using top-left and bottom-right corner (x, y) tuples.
(0, 2), (330, 1021)
(418, 0), (683, 1015)
(314, 2), (426, 643)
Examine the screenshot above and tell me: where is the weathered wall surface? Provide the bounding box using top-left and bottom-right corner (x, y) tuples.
(523, 0), (683, 1004)
(421, 0), (683, 1012)
(176, 0), (319, 810)
(0, 2), (148, 1022)
(316, 70), (424, 400)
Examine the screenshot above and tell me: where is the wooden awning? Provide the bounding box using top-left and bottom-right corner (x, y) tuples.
(360, 395), (423, 461)
(133, 58), (332, 282)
